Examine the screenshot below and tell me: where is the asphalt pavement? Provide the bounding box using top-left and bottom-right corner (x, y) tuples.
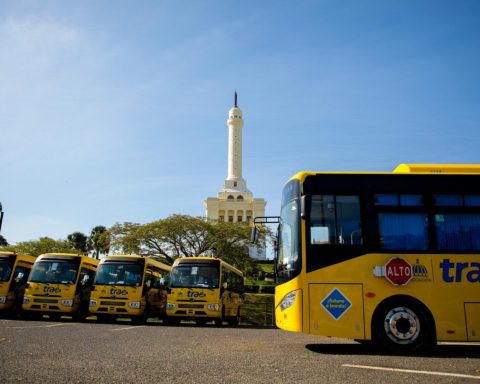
(0, 318), (479, 384)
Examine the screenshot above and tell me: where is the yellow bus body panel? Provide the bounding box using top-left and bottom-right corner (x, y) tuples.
(276, 253), (480, 342)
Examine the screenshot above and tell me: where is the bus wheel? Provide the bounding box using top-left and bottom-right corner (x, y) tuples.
(373, 297), (435, 354)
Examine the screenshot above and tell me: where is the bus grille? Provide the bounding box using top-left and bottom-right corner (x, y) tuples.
(100, 301), (126, 306)
(178, 304), (204, 309)
(33, 298), (58, 304)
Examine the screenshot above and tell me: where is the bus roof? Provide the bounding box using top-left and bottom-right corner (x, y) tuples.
(173, 256), (243, 276)
(393, 164), (480, 174)
(291, 163), (480, 182)
(100, 254), (171, 271)
(36, 253), (98, 265)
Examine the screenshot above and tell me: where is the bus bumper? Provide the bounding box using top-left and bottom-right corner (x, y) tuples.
(22, 295), (79, 314)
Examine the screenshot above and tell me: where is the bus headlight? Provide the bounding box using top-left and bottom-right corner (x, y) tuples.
(166, 303), (175, 310)
(207, 304), (219, 311)
(89, 300), (98, 307)
(279, 291), (297, 311)
(23, 297), (31, 305)
(128, 301), (141, 309)
(61, 299), (74, 307)
(0, 296), (6, 304)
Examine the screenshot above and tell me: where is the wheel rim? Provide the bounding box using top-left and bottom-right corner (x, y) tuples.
(384, 306), (420, 345)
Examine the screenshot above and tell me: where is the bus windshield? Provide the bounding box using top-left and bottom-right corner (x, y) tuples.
(170, 263), (219, 289)
(0, 257), (14, 282)
(29, 260), (79, 284)
(94, 260), (144, 287)
(276, 198), (301, 283)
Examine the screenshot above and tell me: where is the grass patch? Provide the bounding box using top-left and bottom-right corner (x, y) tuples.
(240, 293), (274, 326)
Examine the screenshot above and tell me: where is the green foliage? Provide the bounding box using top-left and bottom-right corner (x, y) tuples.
(88, 226), (110, 259)
(109, 215), (262, 273)
(0, 237), (75, 257)
(67, 232), (88, 253)
(241, 293), (274, 326)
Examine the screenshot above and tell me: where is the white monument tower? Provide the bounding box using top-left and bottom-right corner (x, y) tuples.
(204, 92), (266, 259)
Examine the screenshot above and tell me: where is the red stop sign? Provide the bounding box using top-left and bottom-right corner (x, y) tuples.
(384, 257), (412, 286)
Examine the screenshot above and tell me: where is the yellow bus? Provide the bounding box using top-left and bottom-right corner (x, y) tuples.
(253, 164), (480, 352)
(0, 251), (35, 316)
(166, 257), (244, 326)
(23, 253), (98, 321)
(89, 255), (171, 324)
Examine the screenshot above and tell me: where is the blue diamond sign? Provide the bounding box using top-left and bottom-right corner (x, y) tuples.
(321, 288), (352, 320)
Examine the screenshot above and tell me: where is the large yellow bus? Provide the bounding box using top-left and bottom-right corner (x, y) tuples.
(166, 257), (244, 326)
(253, 164), (480, 352)
(23, 253), (98, 321)
(0, 251), (35, 316)
(89, 255), (171, 324)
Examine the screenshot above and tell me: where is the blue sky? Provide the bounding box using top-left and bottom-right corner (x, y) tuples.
(1, 0), (479, 244)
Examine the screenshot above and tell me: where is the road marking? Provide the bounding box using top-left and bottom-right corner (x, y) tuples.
(111, 325), (146, 331)
(8, 323), (74, 329)
(343, 364), (480, 380)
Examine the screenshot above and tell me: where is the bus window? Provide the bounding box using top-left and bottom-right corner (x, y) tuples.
(0, 260), (13, 282)
(277, 199), (301, 281)
(435, 213), (480, 251)
(375, 194), (423, 206)
(310, 195), (362, 245)
(378, 213), (429, 250)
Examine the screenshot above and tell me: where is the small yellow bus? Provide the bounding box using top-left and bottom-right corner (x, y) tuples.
(23, 253), (98, 321)
(0, 251), (35, 316)
(253, 164), (480, 352)
(89, 255), (171, 324)
(166, 257), (244, 326)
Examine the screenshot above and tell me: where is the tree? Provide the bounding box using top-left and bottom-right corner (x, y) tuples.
(109, 215), (260, 271)
(0, 234), (8, 247)
(0, 237), (72, 257)
(88, 226), (110, 259)
(67, 232), (88, 253)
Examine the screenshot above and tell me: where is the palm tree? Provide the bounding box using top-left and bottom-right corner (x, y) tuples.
(88, 226), (110, 259)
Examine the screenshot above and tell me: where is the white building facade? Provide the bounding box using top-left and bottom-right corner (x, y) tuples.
(204, 93), (266, 259)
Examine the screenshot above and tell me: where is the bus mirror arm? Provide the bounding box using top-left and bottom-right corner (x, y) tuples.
(301, 196), (306, 219)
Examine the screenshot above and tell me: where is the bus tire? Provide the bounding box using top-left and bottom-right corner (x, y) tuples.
(372, 296), (436, 354)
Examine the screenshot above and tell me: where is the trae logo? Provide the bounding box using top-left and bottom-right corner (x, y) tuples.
(440, 259), (480, 283)
(187, 291), (206, 298)
(110, 288), (128, 296)
(44, 286), (61, 294)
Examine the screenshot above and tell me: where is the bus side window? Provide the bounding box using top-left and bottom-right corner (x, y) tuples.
(435, 213), (480, 251)
(310, 195), (362, 245)
(378, 213), (429, 250)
